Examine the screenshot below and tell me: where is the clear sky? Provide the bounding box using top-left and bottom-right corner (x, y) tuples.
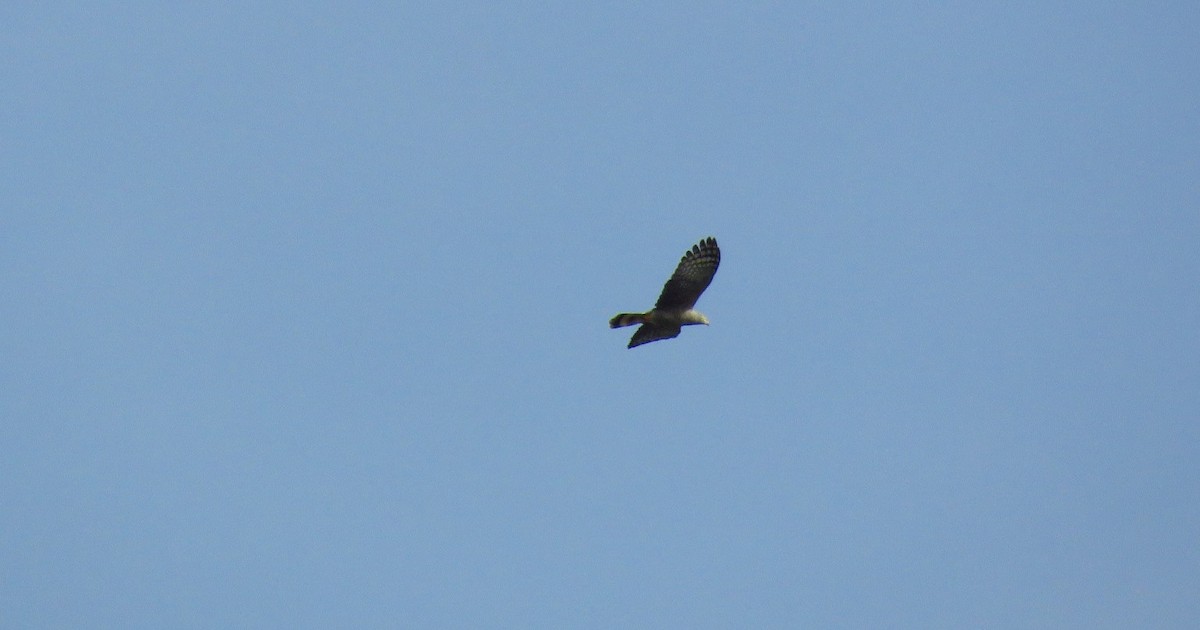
(3, 3), (1198, 628)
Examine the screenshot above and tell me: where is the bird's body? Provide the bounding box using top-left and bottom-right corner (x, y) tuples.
(610, 237), (720, 348)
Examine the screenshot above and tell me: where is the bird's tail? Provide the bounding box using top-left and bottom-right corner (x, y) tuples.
(609, 313), (646, 328)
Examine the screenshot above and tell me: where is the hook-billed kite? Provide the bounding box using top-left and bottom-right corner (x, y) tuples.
(609, 237), (720, 348)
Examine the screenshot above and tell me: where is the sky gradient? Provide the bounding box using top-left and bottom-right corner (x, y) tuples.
(3, 3), (1198, 628)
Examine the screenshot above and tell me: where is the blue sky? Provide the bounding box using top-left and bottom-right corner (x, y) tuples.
(3, 3), (1198, 628)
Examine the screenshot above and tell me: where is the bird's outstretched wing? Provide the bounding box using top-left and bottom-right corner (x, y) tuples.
(627, 323), (682, 348)
(654, 237), (720, 310)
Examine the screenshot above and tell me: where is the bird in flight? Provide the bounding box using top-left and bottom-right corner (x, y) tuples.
(610, 237), (721, 348)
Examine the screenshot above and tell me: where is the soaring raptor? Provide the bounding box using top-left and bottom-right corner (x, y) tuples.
(610, 237), (720, 348)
